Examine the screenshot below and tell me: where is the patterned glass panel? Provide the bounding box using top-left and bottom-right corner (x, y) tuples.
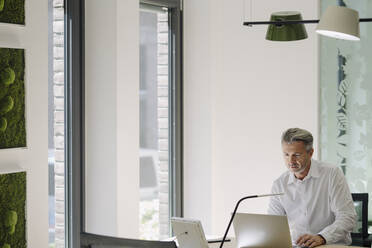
(319, 0), (372, 229)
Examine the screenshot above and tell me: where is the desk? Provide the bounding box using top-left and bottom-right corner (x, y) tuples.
(207, 239), (364, 248)
(318, 246), (364, 248)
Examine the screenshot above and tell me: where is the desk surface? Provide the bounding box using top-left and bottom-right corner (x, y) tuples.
(208, 241), (364, 248)
(318, 246), (364, 248)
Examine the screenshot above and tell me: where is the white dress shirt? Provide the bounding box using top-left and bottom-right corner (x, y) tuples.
(268, 159), (357, 245)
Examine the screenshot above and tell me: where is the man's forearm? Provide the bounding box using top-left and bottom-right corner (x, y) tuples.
(318, 211), (356, 244)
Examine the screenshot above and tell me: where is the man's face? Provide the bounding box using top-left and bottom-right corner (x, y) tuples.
(282, 141), (313, 174)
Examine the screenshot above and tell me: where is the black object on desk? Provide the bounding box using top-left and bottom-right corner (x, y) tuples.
(207, 238), (231, 244)
(351, 193), (371, 247)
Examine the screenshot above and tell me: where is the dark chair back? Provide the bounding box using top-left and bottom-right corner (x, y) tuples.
(81, 233), (177, 248)
(351, 193), (368, 239)
(351, 193), (371, 247)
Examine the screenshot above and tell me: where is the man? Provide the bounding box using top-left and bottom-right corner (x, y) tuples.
(268, 128), (356, 248)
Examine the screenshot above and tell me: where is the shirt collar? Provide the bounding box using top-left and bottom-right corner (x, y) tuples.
(287, 159), (319, 184)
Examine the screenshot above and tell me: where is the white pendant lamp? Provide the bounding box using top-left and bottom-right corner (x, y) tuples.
(316, 6), (360, 41)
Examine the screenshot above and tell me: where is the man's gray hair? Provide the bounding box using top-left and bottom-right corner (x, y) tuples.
(281, 128), (313, 151)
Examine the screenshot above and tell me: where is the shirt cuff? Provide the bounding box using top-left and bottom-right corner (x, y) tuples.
(318, 231), (330, 244)
(317, 234), (326, 244)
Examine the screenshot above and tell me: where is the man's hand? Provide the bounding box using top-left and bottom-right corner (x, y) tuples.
(296, 234), (326, 248)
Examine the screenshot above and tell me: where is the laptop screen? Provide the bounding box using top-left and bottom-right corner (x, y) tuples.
(171, 217), (209, 248)
(233, 213), (293, 248)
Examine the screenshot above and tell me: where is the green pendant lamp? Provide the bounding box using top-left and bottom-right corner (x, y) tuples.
(266, 11), (308, 41)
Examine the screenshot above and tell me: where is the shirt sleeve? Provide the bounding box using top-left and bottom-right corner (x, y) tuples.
(318, 167), (357, 244)
(268, 181), (286, 216)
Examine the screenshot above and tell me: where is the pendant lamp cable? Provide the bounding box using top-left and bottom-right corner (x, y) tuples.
(250, 0), (252, 23)
(244, 0), (253, 26)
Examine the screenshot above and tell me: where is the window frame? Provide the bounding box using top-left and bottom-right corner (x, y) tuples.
(65, 0), (183, 247)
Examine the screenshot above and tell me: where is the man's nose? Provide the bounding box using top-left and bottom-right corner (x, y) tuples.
(290, 156), (296, 163)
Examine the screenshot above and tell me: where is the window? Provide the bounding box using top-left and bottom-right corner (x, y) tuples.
(48, 0), (65, 247)
(139, 5), (170, 239)
(65, 0), (182, 246)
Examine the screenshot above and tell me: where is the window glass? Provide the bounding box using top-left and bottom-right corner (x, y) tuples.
(139, 6), (170, 240)
(48, 0), (65, 247)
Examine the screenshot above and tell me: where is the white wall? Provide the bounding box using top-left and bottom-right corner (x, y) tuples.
(183, 0), (213, 233)
(85, 0), (139, 238)
(0, 0), (319, 245)
(184, 0), (319, 236)
(0, 0), (319, 244)
(116, 0), (140, 238)
(0, 0), (48, 247)
(85, 0), (118, 236)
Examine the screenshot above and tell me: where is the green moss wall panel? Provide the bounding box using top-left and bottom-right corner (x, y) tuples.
(0, 48), (26, 149)
(0, 171), (26, 248)
(0, 0), (25, 25)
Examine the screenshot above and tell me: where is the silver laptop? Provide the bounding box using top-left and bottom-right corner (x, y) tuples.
(171, 217), (209, 248)
(233, 213), (295, 248)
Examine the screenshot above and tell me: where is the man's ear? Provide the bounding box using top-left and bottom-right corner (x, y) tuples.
(308, 148), (314, 157)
